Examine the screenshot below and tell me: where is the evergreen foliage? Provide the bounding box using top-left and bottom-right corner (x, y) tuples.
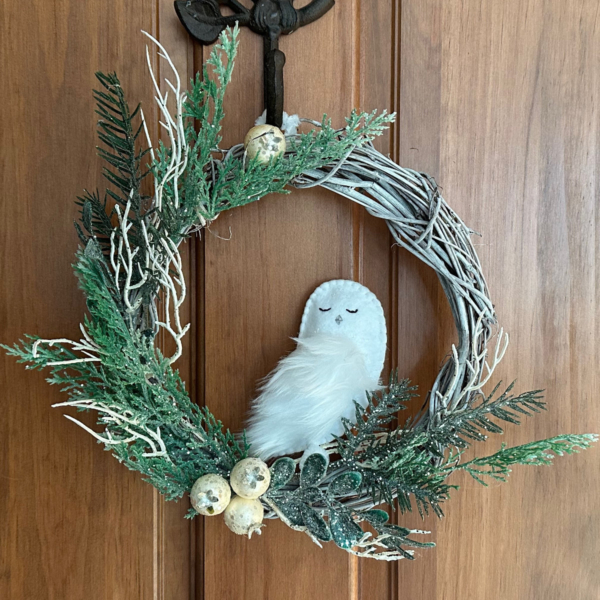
(336, 376), (596, 520)
(6, 241), (247, 500)
(264, 376), (596, 558)
(3, 26), (393, 506)
(3, 26), (597, 561)
(76, 72), (151, 264)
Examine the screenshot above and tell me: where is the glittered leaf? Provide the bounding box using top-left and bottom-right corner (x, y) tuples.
(329, 511), (364, 550)
(84, 238), (104, 260)
(300, 453), (328, 487)
(360, 509), (389, 525)
(328, 471), (362, 496)
(269, 457), (296, 490)
(381, 540), (415, 560)
(276, 499), (305, 527)
(300, 505), (332, 542)
(397, 537), (435, 550)
(302, 486), (324, 504)
(382, 525), (436, 549)
(385, 524), (412, 537)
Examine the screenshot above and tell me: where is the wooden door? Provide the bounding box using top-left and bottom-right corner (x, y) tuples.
(1, 1), (598, 599)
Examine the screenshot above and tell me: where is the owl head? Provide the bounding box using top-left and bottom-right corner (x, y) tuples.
(298, 280), (387, 381)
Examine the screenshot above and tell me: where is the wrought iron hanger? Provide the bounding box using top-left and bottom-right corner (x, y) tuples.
(174, 0), (335, 128)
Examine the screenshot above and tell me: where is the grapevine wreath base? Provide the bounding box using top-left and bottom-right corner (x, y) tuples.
(5, 28), (596, 561)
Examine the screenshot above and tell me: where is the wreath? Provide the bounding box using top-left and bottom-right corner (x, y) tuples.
(5, 27), (596, 561)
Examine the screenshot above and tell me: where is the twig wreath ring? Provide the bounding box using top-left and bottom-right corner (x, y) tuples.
(5, 27), (596, 562)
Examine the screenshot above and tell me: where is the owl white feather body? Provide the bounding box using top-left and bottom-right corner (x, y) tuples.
(246, 334), (380, 460)
(246, 280), (387, 460)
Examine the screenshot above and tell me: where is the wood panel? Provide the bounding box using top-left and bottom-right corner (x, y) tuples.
(0, 1), (193, 598)
(195, 0), (402, 597)
(2, 0), (598, 598)
(396, 1), (600, 599)
(201, 5), (356, 598)
(355, 2), (396, 598)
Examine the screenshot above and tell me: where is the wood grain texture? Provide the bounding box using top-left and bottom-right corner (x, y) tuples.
(153, 5), (195, 599)
(0, 1), (192, 598)
(355, 1), (396, 598)
(2, 0), (598, 598)
(201, 4), (356, 597)
(396, 1), (600, 599)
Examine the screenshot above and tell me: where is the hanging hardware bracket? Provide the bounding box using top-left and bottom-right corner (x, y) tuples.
(174, 0), (335, 128)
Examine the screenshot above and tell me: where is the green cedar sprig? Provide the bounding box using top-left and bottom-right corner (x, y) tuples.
(4, 243), (247, 500)
(451, 435), (597, 485)
(332, 375), (597, 520)
(200, 109), (394, 220)
(151, 26), (395, 226)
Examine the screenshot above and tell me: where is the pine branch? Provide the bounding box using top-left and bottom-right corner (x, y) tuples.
(4, 245), (247, 500)
(93, 71), (149, 216)
(203, 110), (395, 220)
(333, 375), (415, 461)
(453, 435), (598, 485)
(89, 72), (152, 296)
(333, 377), (596, 520)
(74, 190), (115, 250)
(425, 382), (547, 453)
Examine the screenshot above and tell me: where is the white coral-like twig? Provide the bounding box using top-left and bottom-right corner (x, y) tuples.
(52, 399), (169, 458)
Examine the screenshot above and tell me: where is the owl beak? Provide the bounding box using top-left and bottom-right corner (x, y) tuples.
(335, 314), (343, 325)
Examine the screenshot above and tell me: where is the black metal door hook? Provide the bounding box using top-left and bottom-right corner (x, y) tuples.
(174, 0), (335, 128)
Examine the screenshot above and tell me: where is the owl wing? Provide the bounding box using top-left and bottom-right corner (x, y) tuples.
(246, 334), (380, 460)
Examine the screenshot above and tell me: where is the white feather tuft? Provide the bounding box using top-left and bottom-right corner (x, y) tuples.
(254, 110), (300, 136)
(246, 334), (381, 460)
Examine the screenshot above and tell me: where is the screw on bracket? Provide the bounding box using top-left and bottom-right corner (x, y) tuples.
(174, 0), (335, 128)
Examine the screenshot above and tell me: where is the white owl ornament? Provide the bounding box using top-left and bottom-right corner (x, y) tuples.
(246, 280), (387, 462)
